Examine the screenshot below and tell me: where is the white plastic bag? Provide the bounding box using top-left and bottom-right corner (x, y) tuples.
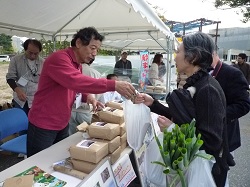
(187, 153), (216, 187)
(144, 133), (166, 187)
(123, 100), (151, 151)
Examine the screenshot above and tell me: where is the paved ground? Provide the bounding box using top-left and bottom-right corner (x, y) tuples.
(228, 112), (250, 187)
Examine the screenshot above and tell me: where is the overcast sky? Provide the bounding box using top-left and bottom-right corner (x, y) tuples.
(147, 0), (249, 32)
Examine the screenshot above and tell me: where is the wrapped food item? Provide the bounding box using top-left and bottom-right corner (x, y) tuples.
(69, 140), (108, 163)
(88, 122), (120, 140)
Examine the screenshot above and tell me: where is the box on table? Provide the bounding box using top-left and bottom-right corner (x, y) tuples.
(88, 122), (120, 140)
(91, 113), (103, 123)
(69, 140), (108, 164)
(98, 107), (124, 124)
(109, 146), (121, 165)
(71, 158), (99, 174)
(76, 122), (89, 132)
(120, 132), (127, 144)
(91, 136), (120, 153)
(106, 100), (123, 110)
(3, 175), (34, 187)
(120, 122), (126, 135)
(121, 142), (127, 151)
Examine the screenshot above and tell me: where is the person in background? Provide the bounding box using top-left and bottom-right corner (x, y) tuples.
(135, 32), (230, 187)
(211, 52), (250, 168)
(158, 60), (167, 81)
(99, 74), (122, 104)
(148, 53), (164, 85)
(233, 53), (250, 84)
(114, 51), (132, 80)
(6, 39), (44, 115)
(176, 72), (188, 89)
(68, 59), (103, 135)
(27, 27), (136, 157)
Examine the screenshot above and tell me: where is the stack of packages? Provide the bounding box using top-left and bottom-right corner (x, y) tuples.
(97, 103), (127, 153)
(145, 85), (155, 93)
(153, 86), (166, 93)
(69, 101), (127, 175)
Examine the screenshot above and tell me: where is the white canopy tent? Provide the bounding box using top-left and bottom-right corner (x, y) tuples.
(0, 0), (176, 92)
(0, 0), (175, 52)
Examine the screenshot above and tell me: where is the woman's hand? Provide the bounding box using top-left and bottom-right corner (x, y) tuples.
(157, 115), (173, 132)
(133, 93), (154, 106)
(86, 94), (105, 112)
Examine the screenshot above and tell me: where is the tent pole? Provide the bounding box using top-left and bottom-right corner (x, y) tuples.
(148, 32), (168, 52)
(166, 37), (170, 94)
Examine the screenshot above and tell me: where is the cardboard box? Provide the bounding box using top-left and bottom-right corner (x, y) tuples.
(98, 107), (124, 124)
(121, 142), (127, 151)
(71, 158), (99, 174)
(146, 86), (155, 90)
(120, 122), (126, 135)
(92, 136), (120, 153)
(120, 132), (127, 144)
(76, 122), (89, 132)
(106, 101), (123, 110)
(91, 113), (102, 123)
(3, 175), (34, 187)
(88, 122), (120, 140)
(69, 140), (108, 164)
(109, 146), (121, 165)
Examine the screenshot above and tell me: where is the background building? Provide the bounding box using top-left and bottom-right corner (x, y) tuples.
(209, 27), (250, 64)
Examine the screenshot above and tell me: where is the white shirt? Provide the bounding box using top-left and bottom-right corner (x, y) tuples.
(148, 63), (159, 85)
(99, 91), (122, 104)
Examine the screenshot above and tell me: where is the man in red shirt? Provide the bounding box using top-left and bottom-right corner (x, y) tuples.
(27, 27), (136, 157)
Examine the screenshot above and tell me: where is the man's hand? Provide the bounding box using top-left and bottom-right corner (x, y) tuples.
(115, 81), (136, 100)
(86, 94), (105, 112)
(14, 87), (27, 102)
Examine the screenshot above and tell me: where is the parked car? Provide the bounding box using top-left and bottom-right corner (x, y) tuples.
(0, 55), (10, 62)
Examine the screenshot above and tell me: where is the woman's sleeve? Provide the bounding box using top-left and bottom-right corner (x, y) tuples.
(149, 99), (172, 119)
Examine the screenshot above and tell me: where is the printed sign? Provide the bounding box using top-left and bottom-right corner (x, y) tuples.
(78, 159), (117, 187)
(112, 154), (136, 187)
(138, 51), (149, 91)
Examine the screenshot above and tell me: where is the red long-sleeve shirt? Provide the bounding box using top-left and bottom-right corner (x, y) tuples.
(29, 48), (115, 130)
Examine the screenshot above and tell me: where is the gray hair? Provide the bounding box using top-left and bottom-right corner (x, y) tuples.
(183, 32), (215, 70)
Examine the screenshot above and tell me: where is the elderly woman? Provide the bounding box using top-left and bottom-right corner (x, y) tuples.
(135, 32), (229, 187)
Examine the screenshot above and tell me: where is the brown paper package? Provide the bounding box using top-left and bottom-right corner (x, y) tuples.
(121, 142), (127, 151)
(98, 107), (124, 124)
(69, 141), (108, 164)
(106, 101), (123, 110)
(71, 158), (99, 174)
(88, 122), (120, 140)
(91, 136), (120, 153)
(120, 122), (126, 135)
(120, 132), (127, 144)
(109, 146), (121, 165)
(3, 175), (34, 187)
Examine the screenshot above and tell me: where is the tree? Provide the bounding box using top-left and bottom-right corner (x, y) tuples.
(214, 0), (250, 23)
(0, 34), (14, 54)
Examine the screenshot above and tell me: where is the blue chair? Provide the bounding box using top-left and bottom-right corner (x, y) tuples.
(0, 108), (28, 155)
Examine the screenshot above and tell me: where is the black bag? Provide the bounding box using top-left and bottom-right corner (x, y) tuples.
(166, 88), (196, 125)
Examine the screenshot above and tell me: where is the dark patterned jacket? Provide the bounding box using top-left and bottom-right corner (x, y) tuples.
(149, 69), (228, 159)
(214, 62), (250, 152)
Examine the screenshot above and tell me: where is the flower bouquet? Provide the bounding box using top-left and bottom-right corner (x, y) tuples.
(152, 119), (212, 187)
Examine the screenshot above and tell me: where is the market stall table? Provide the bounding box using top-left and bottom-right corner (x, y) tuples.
(0, 132), (132, 187)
